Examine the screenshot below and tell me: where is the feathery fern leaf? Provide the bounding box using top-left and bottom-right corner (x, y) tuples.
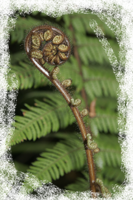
(103, 166), (133, 184)
(71, 9), (132, 42)
(10, 16), (42, 44)
(75, 32), (132, 70)
(9, 93), (75, 146)
(63, 170), (91, 200)
(27, 138), (85, 183)
(0, 159), (27, 186)
(95, 135), (121, 168)
(8, 61), (50, 90)
(8, 56), (83, 91)
(83, 66), (133, 102)
(63, 171), (133, 200)
(96, 97), (133, 116)
(90, 109), (132, 137)
(0, 183), (12, 200)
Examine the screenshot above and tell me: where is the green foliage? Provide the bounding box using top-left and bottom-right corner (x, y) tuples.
(83, 65), (118, 98)
(63, 175), (91, 200)
(0, 14), (40, 43)
(64, 174), (133, 200)
(103, 167), (124, 183)
(9, 11), (124, 194)
(90, 111), (118, 136)
(72, 9), (132, 42)
(8, 61), (50, 90)
(76, 34), (119, 65)
(95, 134), (121, 168)
(9, 93), (75, 146)
(28, 136), (85, 183)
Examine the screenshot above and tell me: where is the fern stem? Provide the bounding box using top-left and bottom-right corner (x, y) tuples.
(70, 24), (97, 196)
(25, 30), (97, 198)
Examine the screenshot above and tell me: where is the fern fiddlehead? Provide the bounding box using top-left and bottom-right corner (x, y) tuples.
(25, 25), (110, 198)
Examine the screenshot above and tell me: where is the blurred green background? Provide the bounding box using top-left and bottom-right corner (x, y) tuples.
(8, 10), (124, 195)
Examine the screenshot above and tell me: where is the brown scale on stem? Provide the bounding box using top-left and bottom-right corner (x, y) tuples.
(25, 25), (102, 198)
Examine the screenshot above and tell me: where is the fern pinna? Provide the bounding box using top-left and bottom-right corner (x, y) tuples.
(8, 12), (124, 198)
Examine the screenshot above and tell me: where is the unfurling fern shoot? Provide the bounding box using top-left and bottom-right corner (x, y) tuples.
(25, 25), (111, 198)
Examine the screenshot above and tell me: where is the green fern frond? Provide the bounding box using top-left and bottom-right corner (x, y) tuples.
(83, 66), (133, 102)
(0, 159), (27, 186)
(71, 8), (133, 42)
(63, 173), (91, 200)
(10, 16), (42, 44)
(0, 183), (12, 200)
(27, 138), (85, 183)
(90, 113), (118, 136)
(9, 93), (75, 146)
(95, 135), (121, 168)
(103, 166), (133, 184)
(63, 172), (133, 200)
(75, 33), (132, 70)
(96, 97), (133, 116)
(8, 61), (50, 90)
(8, 56), (83, 91)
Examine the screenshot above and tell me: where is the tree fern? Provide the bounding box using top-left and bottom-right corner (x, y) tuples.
(8, 11), (124, 197)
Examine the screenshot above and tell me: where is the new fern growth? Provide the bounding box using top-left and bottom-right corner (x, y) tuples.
(24, 24), (111, 198)
(8, 13), (124, 199)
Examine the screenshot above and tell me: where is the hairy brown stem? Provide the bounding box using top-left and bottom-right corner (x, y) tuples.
(25, 27), (97, 198)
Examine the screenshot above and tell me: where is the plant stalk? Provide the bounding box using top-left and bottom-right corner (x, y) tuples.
(25, 29), (97, 197)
